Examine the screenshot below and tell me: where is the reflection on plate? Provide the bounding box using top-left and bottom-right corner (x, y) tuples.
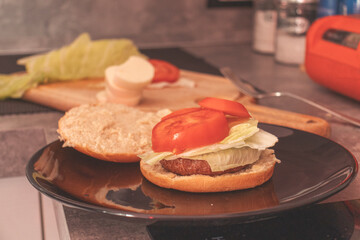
(26, 124), (358, 220)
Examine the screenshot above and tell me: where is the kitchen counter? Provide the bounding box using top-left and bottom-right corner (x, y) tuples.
(0, 44), (359, 239)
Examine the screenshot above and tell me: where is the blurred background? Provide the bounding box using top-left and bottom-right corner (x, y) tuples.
(1, 0), (358, 65)
(0, 0), (254, 54)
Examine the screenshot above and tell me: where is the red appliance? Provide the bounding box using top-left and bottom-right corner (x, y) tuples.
(305, 15), (360, 101)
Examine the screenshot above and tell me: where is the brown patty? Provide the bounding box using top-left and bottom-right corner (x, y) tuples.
(160, 158), (246, 176)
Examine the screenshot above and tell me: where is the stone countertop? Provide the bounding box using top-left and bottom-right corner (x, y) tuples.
(0, 44), (359, 239)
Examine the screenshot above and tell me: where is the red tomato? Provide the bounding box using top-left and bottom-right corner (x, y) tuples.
(149, 59), (180, 83)
(152, 109), (229, 154)
(161, 107), (202, 121)
(198, 97), (251, 118)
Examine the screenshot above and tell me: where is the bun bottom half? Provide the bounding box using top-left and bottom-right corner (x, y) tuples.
(140, 149), (279, 193)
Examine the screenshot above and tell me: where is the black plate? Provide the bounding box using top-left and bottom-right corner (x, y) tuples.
(26, 124), (358, 221)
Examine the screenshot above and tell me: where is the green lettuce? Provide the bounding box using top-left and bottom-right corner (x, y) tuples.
(140, 119), (278, 171)
(0, 73), (45, 100)
(185, 147), (262, 172)
(0, 33), (142, 99)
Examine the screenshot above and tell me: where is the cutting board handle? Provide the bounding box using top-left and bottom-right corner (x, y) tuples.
(244, 103), (330, 138)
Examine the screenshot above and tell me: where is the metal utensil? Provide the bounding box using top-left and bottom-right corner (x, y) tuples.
(220, 67), (360, 128)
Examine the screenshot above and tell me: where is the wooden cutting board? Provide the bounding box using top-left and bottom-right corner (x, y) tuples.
(22, 70), (330, 137)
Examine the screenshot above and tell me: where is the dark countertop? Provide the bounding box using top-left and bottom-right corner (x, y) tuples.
(1, 44), (359, 239)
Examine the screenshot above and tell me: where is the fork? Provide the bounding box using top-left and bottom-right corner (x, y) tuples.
(220, 67), (360, 128)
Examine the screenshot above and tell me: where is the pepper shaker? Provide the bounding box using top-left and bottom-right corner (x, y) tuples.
(253, 0), (277, 54)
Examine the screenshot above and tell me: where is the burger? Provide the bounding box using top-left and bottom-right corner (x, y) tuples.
(139, 97), (280, 193)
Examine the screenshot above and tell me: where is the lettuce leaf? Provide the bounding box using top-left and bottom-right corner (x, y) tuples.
(0, 33), (142, 99)
(18, 33), (143, 81)
(0, 73), (44, 99)
(185, 147), (262, 172)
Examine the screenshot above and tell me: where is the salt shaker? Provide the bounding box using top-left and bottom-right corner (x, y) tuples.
(253, 0), (277, 54)
(274, 0), (318, 65)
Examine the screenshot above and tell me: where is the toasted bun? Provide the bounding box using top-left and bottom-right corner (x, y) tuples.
(58, 103), (167, 162)
(140, 149), (279, 192)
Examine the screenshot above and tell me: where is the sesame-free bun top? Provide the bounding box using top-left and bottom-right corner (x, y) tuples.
(57, 103), (168, 162)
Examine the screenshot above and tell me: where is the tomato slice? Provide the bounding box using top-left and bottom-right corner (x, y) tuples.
(198, 97), (251, 118)
(161, 107), (202, 120)
(149, 59), (180, 83)
(152, 109), (229, 154)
